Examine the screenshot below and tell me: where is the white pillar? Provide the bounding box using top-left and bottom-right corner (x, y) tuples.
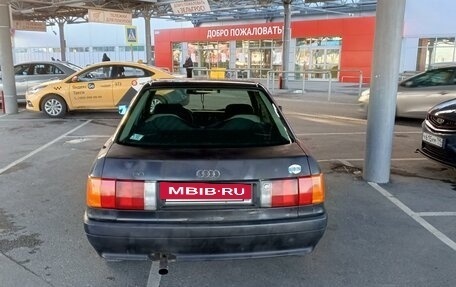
(363, 0), (407, 183)
(281, 0), (292, 89)
(144, 15), (152, 64)
(0, 3), (18, 114)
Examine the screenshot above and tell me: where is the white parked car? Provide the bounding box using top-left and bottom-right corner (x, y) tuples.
(358, 66), (456, 119)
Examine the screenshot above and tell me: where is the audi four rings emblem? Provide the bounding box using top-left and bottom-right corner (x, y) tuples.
(196, 169), (221, 178)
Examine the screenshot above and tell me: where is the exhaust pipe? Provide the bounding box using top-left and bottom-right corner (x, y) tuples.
(158, 254), (169, 275)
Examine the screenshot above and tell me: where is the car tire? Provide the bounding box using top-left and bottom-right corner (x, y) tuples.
(150, 96), (167, 112)
(41, 95), (67, 118)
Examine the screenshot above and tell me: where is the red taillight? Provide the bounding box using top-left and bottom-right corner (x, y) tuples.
(271, 179), (299, 207)
(299, 175), (325, 205)
(100, 179), (116, 208)
(116, 180), (145, 210)
(87, 177), (153, 210)
(261, 174), (325, 207)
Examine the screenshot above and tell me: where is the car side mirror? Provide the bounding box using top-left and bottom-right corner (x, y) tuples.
(71, 76), (79, 83)
(118, 105), (128, 115)
(279, 105), (283, 111)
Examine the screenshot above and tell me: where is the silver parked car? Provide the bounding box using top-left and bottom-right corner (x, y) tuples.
(0, 61), (81, 102)
(358, 66), (456, 119)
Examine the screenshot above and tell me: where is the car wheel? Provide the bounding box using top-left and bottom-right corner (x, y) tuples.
(41, 95), (67, 118)
(150, 96), (166, 112)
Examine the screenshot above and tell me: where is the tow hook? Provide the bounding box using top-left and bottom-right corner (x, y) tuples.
(158, 254), (169, 275)
(150, 253), (175, 275)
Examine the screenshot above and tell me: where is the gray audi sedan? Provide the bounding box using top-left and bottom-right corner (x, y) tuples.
(84, 79), (327, 272)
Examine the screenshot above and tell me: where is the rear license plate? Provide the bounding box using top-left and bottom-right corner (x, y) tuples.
(160, 182), (252, 202)
(423, 132), (444, 148)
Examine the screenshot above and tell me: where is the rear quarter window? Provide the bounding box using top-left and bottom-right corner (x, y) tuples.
(123, 67), (153, 78)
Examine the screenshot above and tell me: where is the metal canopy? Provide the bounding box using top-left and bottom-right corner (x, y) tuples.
(8, 0), (377, 25)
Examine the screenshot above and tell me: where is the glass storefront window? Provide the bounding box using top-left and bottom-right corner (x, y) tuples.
(236, 41), (249, 70)
(186, 41), (230, 70)
(173, 38), (340, 80)
(416, 37), (456, 71)
(234, 40), (283, 78)
(69, 47), (89, 53)
(272, 41), (283, 67)
(187, 42), (199, 67)
(262, 40), (273, 48)
(119, 46), (145, 52)
(172, 42), (182, 73)
(295, 36), (341, 80)
(93, 46), (115, 52)
(218, 42), (230, 68)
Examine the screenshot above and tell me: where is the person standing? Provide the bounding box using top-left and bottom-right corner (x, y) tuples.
(183, 55), (193, 78)
(102, 53), (110, 77)
(102, 53), (110, 62)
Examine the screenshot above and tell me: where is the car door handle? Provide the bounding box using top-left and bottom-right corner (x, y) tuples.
(439, 91), (448, 95)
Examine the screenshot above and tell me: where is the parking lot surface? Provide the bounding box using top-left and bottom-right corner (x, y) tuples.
(0, 91), (455, 287)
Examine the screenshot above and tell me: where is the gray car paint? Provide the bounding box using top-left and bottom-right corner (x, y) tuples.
(0, 61), (80, 101)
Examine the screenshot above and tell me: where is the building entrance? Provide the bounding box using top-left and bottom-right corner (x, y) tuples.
(295, 37), (341, 80)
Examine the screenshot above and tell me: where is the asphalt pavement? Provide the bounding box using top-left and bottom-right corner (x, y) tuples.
(0, 90), (455, 287)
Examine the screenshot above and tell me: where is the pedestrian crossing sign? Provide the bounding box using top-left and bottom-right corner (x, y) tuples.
(126, 26), (137, 44)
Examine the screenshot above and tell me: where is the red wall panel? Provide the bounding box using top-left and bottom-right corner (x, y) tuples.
(342, 34), (375, 52)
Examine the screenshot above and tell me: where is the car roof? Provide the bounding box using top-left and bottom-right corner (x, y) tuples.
(81, 61), (172, 73)
(15, 61), (74, 65)
(400, 65), (456, 83)
(88, 61), (153, 67)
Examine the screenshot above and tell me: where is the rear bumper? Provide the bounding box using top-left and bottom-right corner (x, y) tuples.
(84, 211), (327, 261)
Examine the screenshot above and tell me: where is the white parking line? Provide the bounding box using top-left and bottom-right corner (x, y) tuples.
(298, 132), (366, 136)
(417, 212), (456, 217)
(294, 116), (354, 126)
(278, 98), (359, 106)
(0, 120), (91, 175)
(146, 262), (162, 287)
(287, 112), (367, 123)
(0, 118), (73, 122)
(65, 135), (111, 138)
(368, 182), (456, 252)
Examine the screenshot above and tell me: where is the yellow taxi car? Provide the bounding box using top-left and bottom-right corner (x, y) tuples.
(25, 61), (174, 117)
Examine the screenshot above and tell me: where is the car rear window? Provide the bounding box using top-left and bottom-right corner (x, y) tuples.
(117, 86), (293, 148)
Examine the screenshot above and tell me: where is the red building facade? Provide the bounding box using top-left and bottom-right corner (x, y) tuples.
(154, 16), (375, 83)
